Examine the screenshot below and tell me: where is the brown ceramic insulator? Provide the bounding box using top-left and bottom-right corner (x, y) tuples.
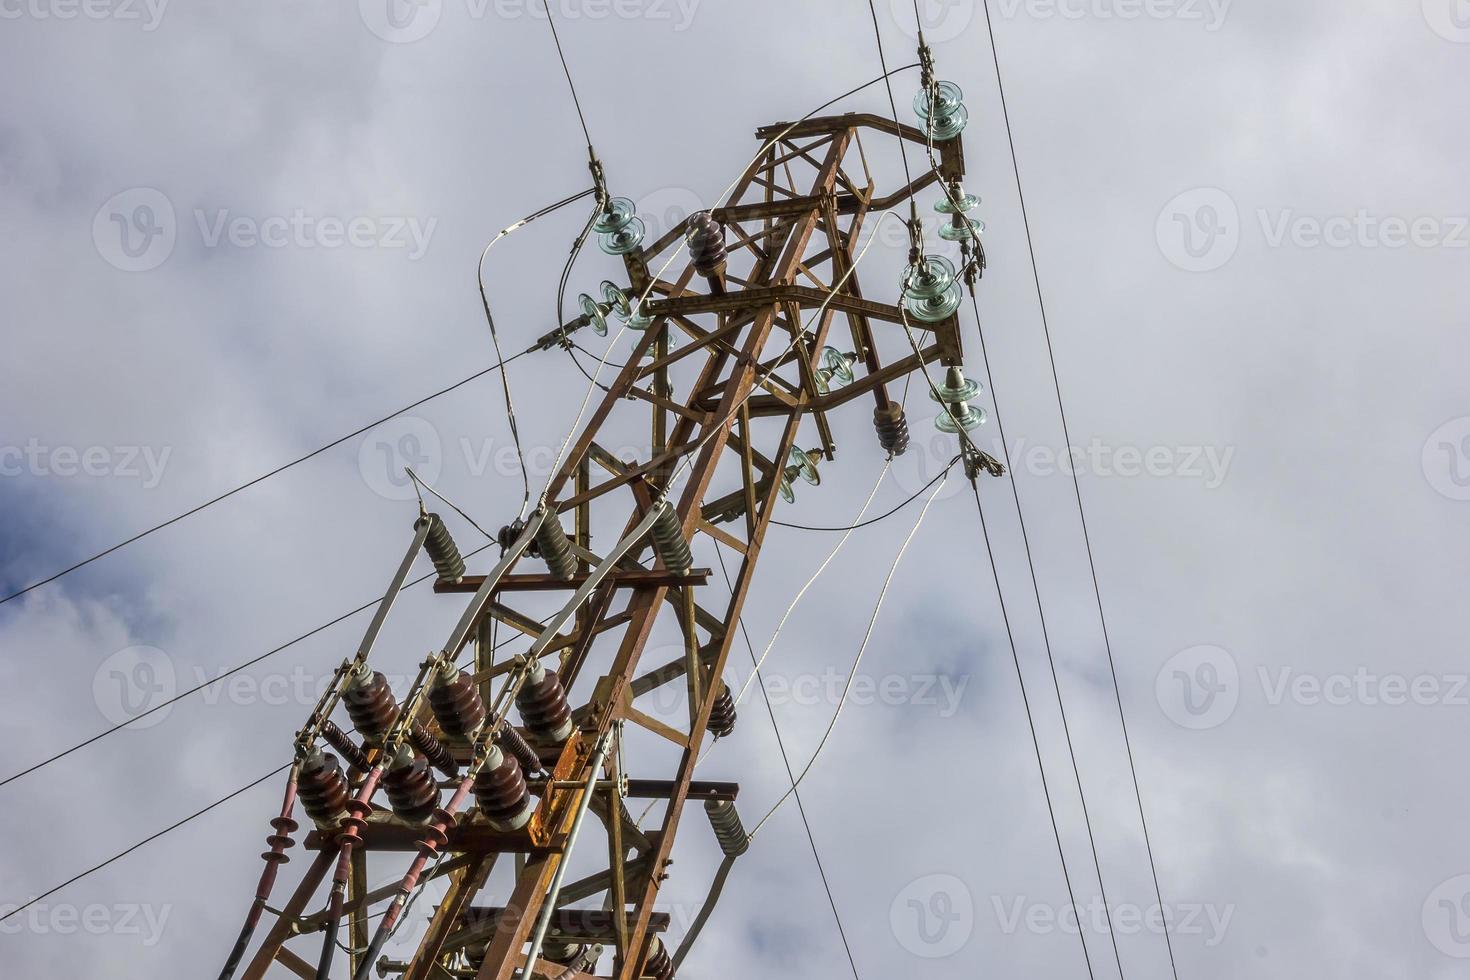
(428, 669), (488, 739)
(686, 212), (727, 277)
(471, 749), (533, 831)
(494, 724), (543, 775)
(542, 941), (586, 965)
(643, 938), (674, 980)
(297, 753), (351, 824)
(409, 721), (460, 778)
(515, 666), (574, 744)
(533, 517), (578, 581)
(383, 756), (439, 823)
(343, 669), (398, 742)
(708, 683), (737, 739)
(318, 720), (371, 773)
(874, 403), (911, 457)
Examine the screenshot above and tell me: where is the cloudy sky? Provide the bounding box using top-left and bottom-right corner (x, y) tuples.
(3, 0), (1469, 977)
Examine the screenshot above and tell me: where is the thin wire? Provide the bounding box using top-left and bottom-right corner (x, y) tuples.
(0, 540), (532, 791)
(0, 351), (537, 608)
(968, 479), (1097, 980)
(712, 546), (861, 980)
(540, 65), (922, 494)
(0, 763), (291, 923)
(863, 0), (915, 198)
(769, 455), (959, 532)
(978, 3), (1179, 974)
(540, 0), (593, 148)
(747, 471), (946, 841)
(406, 469), (498, 541)
(731, 459), (892, 707)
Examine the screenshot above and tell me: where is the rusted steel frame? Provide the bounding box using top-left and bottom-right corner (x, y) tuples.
(275, 946), (316, 980)
(741, 342), (946, 418)
(437, 568), (711, 594)
(779, 138), (864, 201)
(865, 168), (944, 211)
(472, 740), (605, 980)
(822, 186), (888, 409)
(605, 736), (630, 970)
(625, 703), (689, 747)
(699, 518), (750, 556)
(299, 853), (477, 928)
(763, 132), (836, 171)
(750, 172), (798, 199)
(641, 147), (774, 257)
(540, 319), (664, 504)
(240, 850), (335, 980)
(627, 383), (711, 425)
(636, 314), (750, 381)
(756, 111), (935, 147)
(725, 423), (775, 478)
(464, 908), (671, 941)
(614, 404), (808, 980)
(403, 855), (493, 980)
(785, 297), (837, 458)
(648, 282), (934, 328)
(554, 442), (700, 512)
(795, 261), (832, 292)
(721, 214), (791, 262)
(350, 847), (370, 977)
(606, 141), (848, 980)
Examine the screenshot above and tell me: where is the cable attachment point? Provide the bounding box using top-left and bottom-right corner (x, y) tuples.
(587, 147), (608, 210)
(962, 442), (1006, 481)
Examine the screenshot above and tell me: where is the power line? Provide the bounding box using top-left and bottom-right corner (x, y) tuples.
(863, 0), (916, 194)
(0, 539), (513, 790)
(978, 3), (1180, 976)
(967, 480), (1097, 980)
(712, 547), (862, 980)
(540, 0), (593, 148)
(0, 352), (528, 608)
(769, 455), (959, 532)
(0, 763), (291, 924)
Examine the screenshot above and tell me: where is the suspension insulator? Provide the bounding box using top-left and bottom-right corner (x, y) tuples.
(515, 662), (574, 744)
(343, 667), (399, 744)
(708, 683), (737, 739)
(319, 719), (371, 773)
(642, 938), (674, 980)
(534, 516), (578, 581)
(297, 751), (351, 825)
(649, 503), (692, 576)
(409, 721), (459, 778)
(428, 665), (488, 741)
(686, 211), (727, 278)
(417, 512), (465, 584)
(494, 723), (543, 775)
(472, 745), (534, 831)
(873, 404), (911, 457)
(383, 749), (439, 823)
(704, 798), (750, 858)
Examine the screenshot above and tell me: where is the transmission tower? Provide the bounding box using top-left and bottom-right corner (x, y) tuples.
(220, 68), (992, 980)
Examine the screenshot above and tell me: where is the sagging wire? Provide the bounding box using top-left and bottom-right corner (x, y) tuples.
(405, 467), (498, 542)
(745, 468), (950, 842)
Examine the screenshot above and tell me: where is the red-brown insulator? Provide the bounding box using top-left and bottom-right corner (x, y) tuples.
(542, 941), (586, 965)
(643, 938), (674, 980)
(383, 753), (439, 823)
(343, 668), (399, 743)
(874, 403), (911, 457)
(708, 683), (737, 739)
(516, 663), (574, 744)
(428, 668), (488, 740)
(494, 724), (543, 775)
(686, 212), (727, 278)
(409, 721), (459, 778)
(318, 720), (371, 773)
(472, 746), (533, 831)
(297, 752), (351, 825)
